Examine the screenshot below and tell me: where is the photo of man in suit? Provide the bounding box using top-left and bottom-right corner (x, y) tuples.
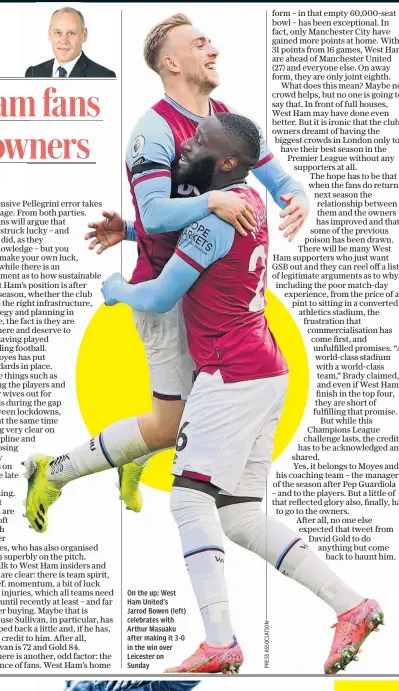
(25, 6), (116, 78)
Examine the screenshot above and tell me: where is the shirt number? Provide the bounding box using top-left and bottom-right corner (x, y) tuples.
(248, 245), (266, 312)
(177, 184), (200, 197)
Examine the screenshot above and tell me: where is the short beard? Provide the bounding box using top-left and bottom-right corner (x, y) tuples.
(185, 71), (217, 96)
(174, 155), (217, 194)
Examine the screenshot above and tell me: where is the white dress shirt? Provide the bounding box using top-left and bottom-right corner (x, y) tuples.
(52, 52), (82, 77)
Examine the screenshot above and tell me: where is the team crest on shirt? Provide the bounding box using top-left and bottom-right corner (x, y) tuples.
(132, 135), (145, 158)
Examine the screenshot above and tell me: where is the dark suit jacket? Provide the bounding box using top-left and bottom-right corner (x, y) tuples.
(25, 52), (116, 78)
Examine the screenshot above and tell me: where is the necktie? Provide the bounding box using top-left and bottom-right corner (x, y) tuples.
(58, 66), (67, 77)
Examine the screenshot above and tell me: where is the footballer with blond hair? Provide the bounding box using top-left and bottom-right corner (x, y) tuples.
(23, 13), (383, 677)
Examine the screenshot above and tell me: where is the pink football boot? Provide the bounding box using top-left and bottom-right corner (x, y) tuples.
(324, 598), (384, 674)
(165, 636), (243, 674)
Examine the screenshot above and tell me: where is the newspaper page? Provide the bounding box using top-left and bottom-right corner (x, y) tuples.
(0, 1), (398, 690)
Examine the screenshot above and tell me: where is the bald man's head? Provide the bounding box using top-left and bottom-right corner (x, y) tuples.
(48, 8), (87, 65)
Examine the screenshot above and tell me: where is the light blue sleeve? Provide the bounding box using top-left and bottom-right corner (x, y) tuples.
(256, 121), (268, 162)
(126, 108), (210, 235)
(253, 151), (307, 209)
(134, 176), (210, 235)
(177, 213), (235, 271)
(112, 255), (200, 313)
(125, 220), (136, 241)
(105, 216), (234, 312)
(253, 130), (307, 207)
(125, 109), (175, 171)
(223, 106), (307, 207)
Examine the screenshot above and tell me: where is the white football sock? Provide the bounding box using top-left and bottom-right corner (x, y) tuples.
(48, 417), (150, 488)
(170, 486), (234, 647)
(220, 505), (363, 615)
(266, 514), (363, 614)
(219, 501), (266, 558)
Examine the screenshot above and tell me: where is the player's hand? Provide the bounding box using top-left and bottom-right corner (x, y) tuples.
(85, 211), (126, 254)
(102, 272), (127, 306)
(208, 190), (257, 237)
(279, 194), (309, 242)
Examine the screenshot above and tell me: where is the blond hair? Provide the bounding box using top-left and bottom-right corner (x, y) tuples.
(144, 14), (192, 73)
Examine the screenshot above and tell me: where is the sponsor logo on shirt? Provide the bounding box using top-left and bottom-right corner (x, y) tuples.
(181, 222), (213, 254)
